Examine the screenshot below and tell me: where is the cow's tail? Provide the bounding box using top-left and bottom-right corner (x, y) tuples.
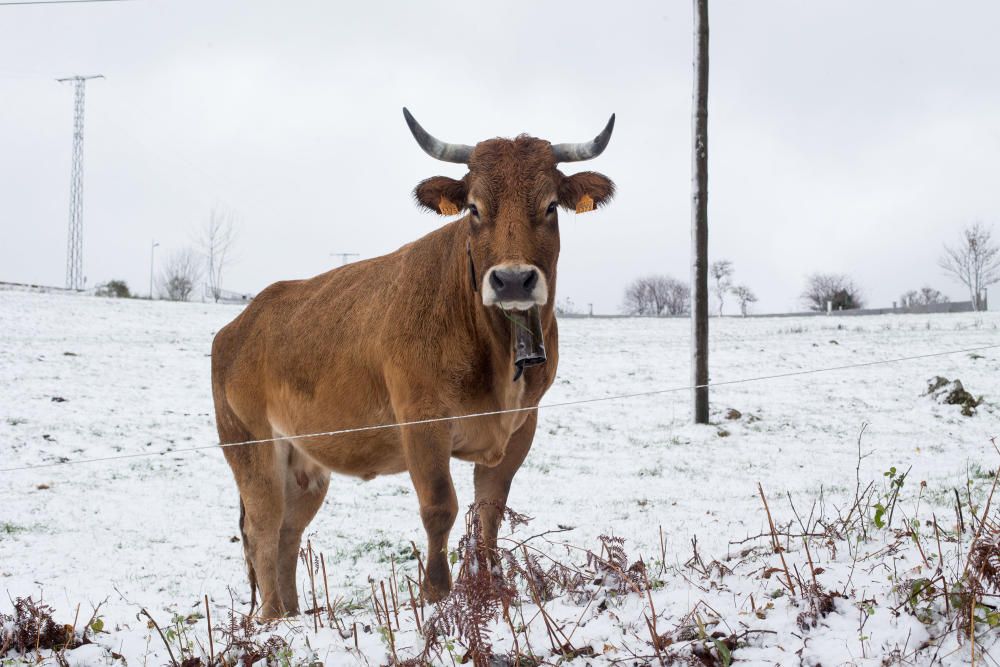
(239, 497), (258, 614)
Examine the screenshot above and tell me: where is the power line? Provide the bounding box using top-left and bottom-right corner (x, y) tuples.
(0, 0), (132, 5)
(2, 342), (997, 474)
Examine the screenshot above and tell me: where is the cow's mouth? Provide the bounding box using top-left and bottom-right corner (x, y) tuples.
(507, 305), (546, 382)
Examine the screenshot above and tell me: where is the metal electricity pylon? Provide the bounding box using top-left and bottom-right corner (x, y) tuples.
(56, 74), (103, 290)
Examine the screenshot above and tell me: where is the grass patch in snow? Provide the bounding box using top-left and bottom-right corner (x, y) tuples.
(1, 522), (30, 535)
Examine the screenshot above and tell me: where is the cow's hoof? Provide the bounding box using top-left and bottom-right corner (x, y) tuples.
(423, 562), (453, 603)
(255, 600), (288, 621)
(423, 581), (451, 603)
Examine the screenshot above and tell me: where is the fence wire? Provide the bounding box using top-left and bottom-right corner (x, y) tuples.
(1, 342), (998, 474)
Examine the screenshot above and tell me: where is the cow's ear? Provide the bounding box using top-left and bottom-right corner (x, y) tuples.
(413, 176), (468, 216)
(558, 171), (615, 214)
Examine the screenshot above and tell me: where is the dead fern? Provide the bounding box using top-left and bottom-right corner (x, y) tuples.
(796, 582), (840, 631)
(409, 502), (521, 667)
(503, 548), (554, 601)
(404, 505), (654, 665)
(0, 597), (77, 655)
(969, 517), (1000, 593)
(587, 534), (648, 595)
(948, 513), (1000, 637)
(215, 611), (290, 667)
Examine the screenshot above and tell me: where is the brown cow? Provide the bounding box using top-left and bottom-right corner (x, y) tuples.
(211, 109), (616, 617)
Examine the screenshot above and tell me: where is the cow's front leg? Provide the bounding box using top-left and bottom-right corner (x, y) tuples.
(401, 419), (458, 603)
(474, 412), (536, 557)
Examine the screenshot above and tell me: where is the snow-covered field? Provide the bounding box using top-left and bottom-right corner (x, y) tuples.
(1, 288), (998, 665)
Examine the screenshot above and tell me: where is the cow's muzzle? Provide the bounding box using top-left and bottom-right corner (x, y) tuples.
(482, 264), (548, 311)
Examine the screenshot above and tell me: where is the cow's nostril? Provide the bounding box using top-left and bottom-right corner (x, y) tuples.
(522, 269), (538, 292)
(489, 270), (505, 291)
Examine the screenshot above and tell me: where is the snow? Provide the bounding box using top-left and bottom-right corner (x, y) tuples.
(1, 289), (999, 665)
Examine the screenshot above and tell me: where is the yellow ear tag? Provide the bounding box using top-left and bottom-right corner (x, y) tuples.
(439, 198), (459, 216)
(575, 194), (595, 214)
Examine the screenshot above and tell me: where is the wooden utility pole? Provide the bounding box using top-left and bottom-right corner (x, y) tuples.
(691, 0), (710, 423)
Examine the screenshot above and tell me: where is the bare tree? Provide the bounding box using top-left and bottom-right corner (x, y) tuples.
(709, 259), (733, 316)
(899, 286), (948, 307)
(801, 273), (864, 311)
(159, 248), (201, 301)
(730, 284), (757, 316)
(623, 277), (660, 316)
(919, 286), (948, 305)
(939, 222), (999, 311)
(622, 275), (690, 316)
(199, 207), (239, 303)
(555, 297), (582, 316)
(658, 276), (692, 316)
(623, 278), (654, 315)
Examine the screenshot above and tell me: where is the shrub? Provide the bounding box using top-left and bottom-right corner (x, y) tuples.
(95, 279), (131, 298)
(801, 273), (864, 311)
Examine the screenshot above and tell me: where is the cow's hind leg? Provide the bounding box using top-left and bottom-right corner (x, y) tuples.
(224, 443), (286, 618)
(276, 447), (330, 614)
(474, 412), (537, 557)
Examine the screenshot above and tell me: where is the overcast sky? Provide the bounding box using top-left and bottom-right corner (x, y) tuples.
(1, 0), (997, 313)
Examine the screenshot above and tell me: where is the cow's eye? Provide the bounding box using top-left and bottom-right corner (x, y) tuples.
(468, 204), (479, 218)
(546, 202), (558, 215)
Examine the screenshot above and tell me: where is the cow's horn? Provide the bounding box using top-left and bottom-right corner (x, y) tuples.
(402, 108), (474, 164)
(551, 114), (616, 162)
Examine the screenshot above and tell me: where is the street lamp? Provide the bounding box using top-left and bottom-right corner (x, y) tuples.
(149, 241), (159, 299)
(330, 252), (359, 266)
